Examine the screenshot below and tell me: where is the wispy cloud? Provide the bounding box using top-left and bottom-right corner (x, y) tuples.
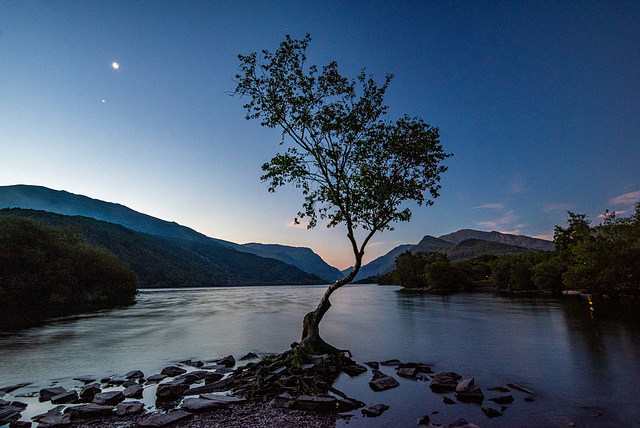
(543, 203), (572, 213)
(597, 210), (626, 218)
(609, 190), (640, 206)
(474, 203), (504, 210)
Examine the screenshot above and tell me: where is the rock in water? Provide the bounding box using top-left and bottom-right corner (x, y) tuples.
(156, 380), (189, 400)
(51, 391), (79, 404)
(417, 414), (430, 425)
(443, 396), (456, 404)
(123, 384), (144, 399)
(361, 403), (389, 417)
(368, 370), (400, 391)
(116, 401), (144, 416)
(125, 370), (144, 379)
(380, 359), (402, 366)
(215, 355), (236, 368)
(92, 391), (125, 406)
(482, 406), (503, 418)
(79, 383), (101, 400)
(0, 405), (22, 425)
(429, 372), (461, 392)
(294, 395), (337, 411)
(161, 366), (187, 377)
(456, 388), (484, 403)
(146, 374), (168, 384)
(364, 361), (379, 369)
(456, 378), (475, 393)
(239, 352), (258, 360)
(39, 387), (67, 402)
(507, 382), (534, 394)
(137, 410), (192, 427)
(64, 404), (114, 420)
(342, 364), (368, 376)
(181, 398), (227, 412)
(489, 395), (514, 404)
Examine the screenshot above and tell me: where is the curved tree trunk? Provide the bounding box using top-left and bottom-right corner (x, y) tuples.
(299, 255), (362, 353)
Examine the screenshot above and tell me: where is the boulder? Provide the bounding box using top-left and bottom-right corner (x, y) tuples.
(430, 372), (462, 392)
(239, 352), (258, 360)
(342, 364), (368, 376)
(125, 370), (144, 379)
(489, 395), (514, 404)
(443, 396), (456, 404)
(79, 383), (101, 400)
(123, 384), (144, 399)
(156, 380), (189, 400)
(92, 391), (125, 406)
(184, 378), (233, 395)
(456, 378), (475, 393)
(361, 403), (389, 417)
(215, 355), (236, 368)
(146, 374), (168, 383)
(137, 410), (191, 427)
(51, 391), (79, 404)
(369, 370), (400, 392)
(39, 387), (67, 402)
(456, 388), (484, 403)
(199, 394), (247, 404)
(106, 378), (127, 386)
(116, 401), (144, 416)
(364, 361), (379, 369)
(481, 406), (502, 418)
(122, 379), (139, 388)
(161, 366), (187, 377)
(294, 395), (337, 412)
(181, 398), (226, 412)
(64, 404), (114, 420)
(271, 393), (293, 409)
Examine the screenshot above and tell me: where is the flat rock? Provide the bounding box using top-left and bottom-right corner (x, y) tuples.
(123, 384), (144, 398)
(215, 355), (236, 368)
(369, 370), (400, 392)
(294, 395), (337, 411)
(456, 388), (484, 403)
(34, 413), (71, 427)
(361, 403), (389, 417)
(380, 359), (402, 366)
(125, 370), (144, 379)
(161, 366), (187, 377)
(64, 404), (114, 420)
(9, 421), (32, 427)
(507, 382), (534, 395)
(0, 398), (10, 406)
(92, 391), (125, 406)
(364, 361), (379, 369)
(456, 378), (475, 393)
(396, 367), (418, 378)
(481, 406), (503, 418)
(51, 391), (79, 404)
(39, 387), (67, 402)
(156, 380), (189, 400)
(487, 386), (510, 392)
(342, 364), (368, 376)
(489, 395), (514, 404)
(123, 379), (139, 388)
(0, 406), (22, 424)
(10, 402), (27, 410)
(146, 374), (168, 383)
(239, 352), (258, 360)
(181, 360), (204, 368)
(199, 394), (247, 404)
(116, 401), (144, 416)
(79, 383), (101, 400)
(181, 398), (226, 412)
(397, 362), (432, 373)
(137, 410), (191, 427)
(32, 406), (65, 422)
(336, 398), (365, 412)
(106, 378), (127, 386)
(430, 372), (462, 392)
(204, 373), (224, 384)
(184, 377), (233, 395)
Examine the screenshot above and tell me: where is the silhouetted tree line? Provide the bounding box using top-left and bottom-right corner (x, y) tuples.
(380, 202), (640, 296)
(0, 216), (138, 328)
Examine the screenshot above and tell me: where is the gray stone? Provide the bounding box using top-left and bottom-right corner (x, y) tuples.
(430, 372), (462, 392)
(368, 370), (399, 392)
(489, 395), (514, 404)
(92, 391), (125, 406)
(146, 374), (168, 383)
(115, 401), (144, 416)
(9, 402), (26, 410)
(239, 352), (258, 360)
(184, 378), (233, 395)
(161, 366), (187, 377)
(294, 395), (337, 411)
(215, 355), (236, 368)
(156, 380), (189, 400)
(199, 394), (247, 404)
(0, 384), (30, 394)
(456, 378), (475, 393)
(456, 388), (484, 403)
(64, 404), (114, 420)
(39, 387), (67, 402)
(181, 398), (227, 412)
(123, 384), (144, 398)
(342, 364), (368, 376)
(107, 378), (127, 386)
(481, 406), (503, 418)
(361, 403), (389, 417)
(31, 406), (65, 422)
(51, 391), (78, 404)
(0, 406), (22, 425)
(204, 372), (224, 384)
(122, 379), (139, 388)
(137, 410), (192, 427)
(396, 367), (418, 378)
(380, 359), (402, 366)
(34, 413), (71, 427)
(79, 383), (101, 400)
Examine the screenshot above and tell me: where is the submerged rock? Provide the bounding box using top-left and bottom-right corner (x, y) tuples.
(380, 359), (402, 366)
(342, 364), (368, 377)
(507, 382), (534, 394)
(443, 396), (456, 404)
(487, 386), (510, 392)
(0, 384), (31, 395)
(361, 403), (389, 417)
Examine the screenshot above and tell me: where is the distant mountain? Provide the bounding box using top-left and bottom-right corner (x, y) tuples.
(238, 243), (343, 282)
(0, 185), (338, 281)
(439, 229), (554, 251)
(0, 209), (325, 287)
(446, 238), (531, 261)
(350, 229), (554, 281)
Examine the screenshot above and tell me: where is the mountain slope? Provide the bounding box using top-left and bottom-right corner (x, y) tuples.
(439, 229), (554, 251)
(411, 235), (454, 253)
(0, 185), (339, 280)
(344, 244), (414, 281)
(0, 209), (325, 287)
(446, 238), (532, 261)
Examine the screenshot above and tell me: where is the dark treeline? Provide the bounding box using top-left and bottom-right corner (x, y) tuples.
(0, 216), (138, 329)
(380, 203), (640, 296)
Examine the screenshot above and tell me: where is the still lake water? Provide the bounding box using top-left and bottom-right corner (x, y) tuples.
(1, 284), (639, 427)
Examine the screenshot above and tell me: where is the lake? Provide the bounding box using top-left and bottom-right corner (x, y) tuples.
(1, 284), (639, 427)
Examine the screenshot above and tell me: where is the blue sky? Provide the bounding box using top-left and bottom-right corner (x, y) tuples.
(1, 1), (639, 270)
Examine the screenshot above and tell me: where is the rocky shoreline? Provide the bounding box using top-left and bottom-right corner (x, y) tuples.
(0, 350), (546, 428)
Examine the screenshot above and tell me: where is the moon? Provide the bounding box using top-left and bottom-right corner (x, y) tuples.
(112, 62), (120, 70)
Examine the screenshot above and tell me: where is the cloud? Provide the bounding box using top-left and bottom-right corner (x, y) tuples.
(597, 210), (626, 218)
(477, 211), (517, 230)
(609, 190), (640, 206)
(474, 203), (504, 209)
(543, 203), (572, 213)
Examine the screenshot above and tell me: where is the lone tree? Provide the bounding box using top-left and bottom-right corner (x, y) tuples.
(234, 34), (451, 353)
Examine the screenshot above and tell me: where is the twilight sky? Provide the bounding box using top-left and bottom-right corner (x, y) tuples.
(1, 1), (639, 270)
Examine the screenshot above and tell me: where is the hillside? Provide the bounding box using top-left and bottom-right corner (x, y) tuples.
(439, 229), (554, 251)
(411, 235), (454, 253)
(344, 244), (414, 282)
(0, 209), (325, 287)
(0, 185), (339, 279)
(446, 238), (531, 261)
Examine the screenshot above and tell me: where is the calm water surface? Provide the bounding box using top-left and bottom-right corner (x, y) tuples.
(1, 284), (639, 427)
